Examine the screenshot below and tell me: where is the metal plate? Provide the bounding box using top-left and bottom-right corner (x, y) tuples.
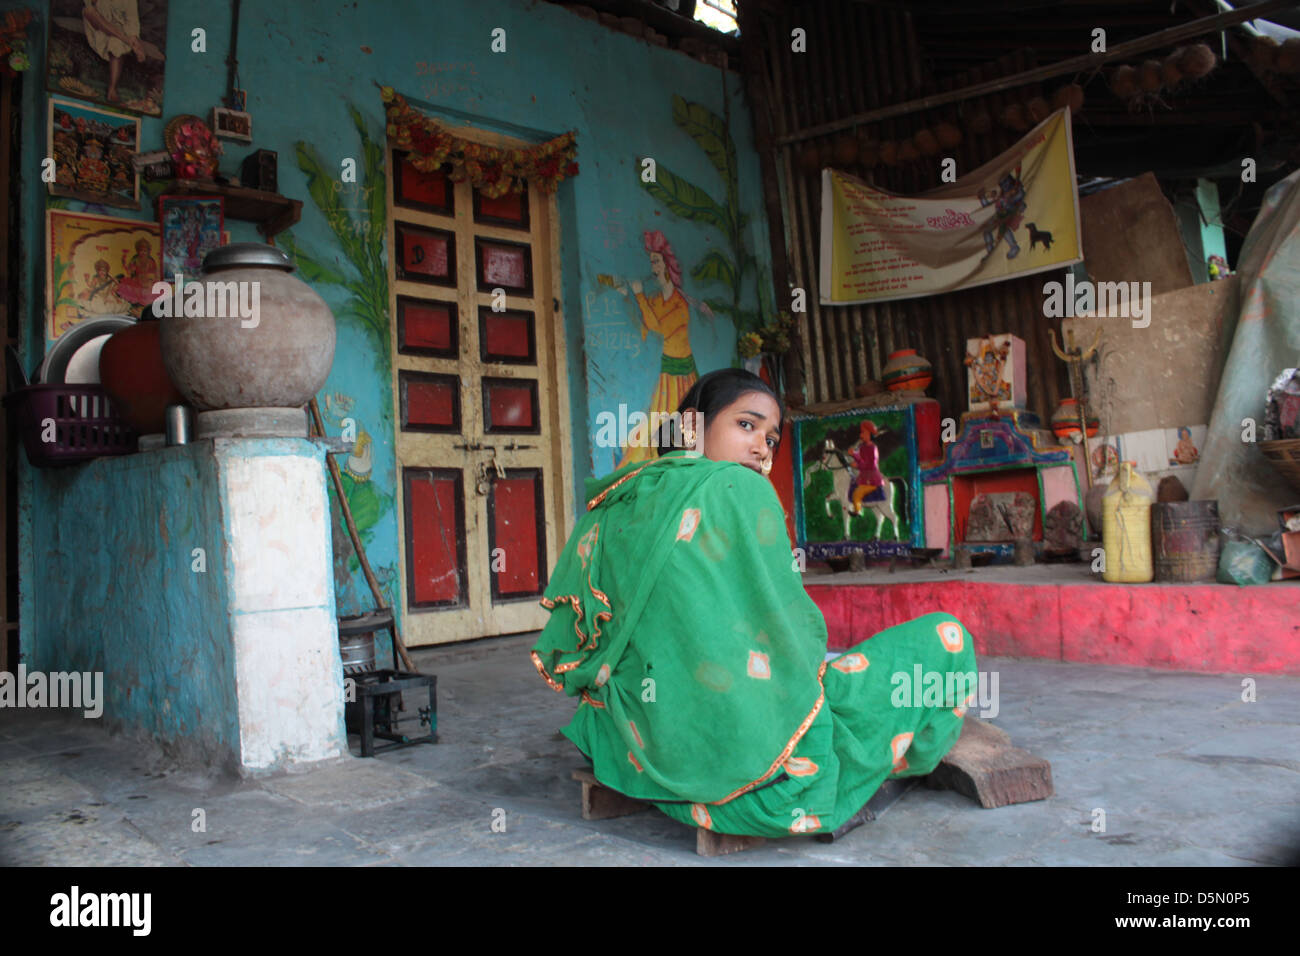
(38, 315), (136, 385)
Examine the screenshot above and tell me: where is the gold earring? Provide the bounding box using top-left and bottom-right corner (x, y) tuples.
(683, 428), (697, 446)
(761, 459), (772, 476)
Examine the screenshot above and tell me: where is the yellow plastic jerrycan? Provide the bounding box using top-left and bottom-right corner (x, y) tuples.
(1102, 461), (1154, 582)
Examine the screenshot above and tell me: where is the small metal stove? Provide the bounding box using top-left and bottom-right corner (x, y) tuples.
(338, 611), (438, 757)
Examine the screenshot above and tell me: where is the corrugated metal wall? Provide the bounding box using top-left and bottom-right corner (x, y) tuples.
(754, 0), (1070, 420)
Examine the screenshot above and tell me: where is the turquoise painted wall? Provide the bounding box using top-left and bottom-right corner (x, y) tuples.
(4, 0), (772, 640)
(31, 441), (241, 765)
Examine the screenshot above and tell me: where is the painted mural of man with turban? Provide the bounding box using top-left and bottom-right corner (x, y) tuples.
(615, 230), (714, 467)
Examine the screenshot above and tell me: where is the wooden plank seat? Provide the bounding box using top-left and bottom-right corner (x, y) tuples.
(570, 769), (765, 857)
(570, 717), (1053, 855)
(922, 715), (1055, 809)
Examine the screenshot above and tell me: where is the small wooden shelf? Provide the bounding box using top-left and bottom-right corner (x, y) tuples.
(162, 179), (303, 241)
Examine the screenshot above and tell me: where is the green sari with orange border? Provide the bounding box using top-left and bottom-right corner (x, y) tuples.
(531, 451), (977, 838)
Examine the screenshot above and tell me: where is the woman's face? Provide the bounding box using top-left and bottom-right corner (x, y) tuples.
(691, 391), (781, 476)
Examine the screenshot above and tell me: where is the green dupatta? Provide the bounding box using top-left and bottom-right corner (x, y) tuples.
(531, 452), (829, 805)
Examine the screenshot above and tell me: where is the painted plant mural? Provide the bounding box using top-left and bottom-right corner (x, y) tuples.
(594, 95), (775, 470)
(640, 95), (775, 339)
(279, 104), (396, 607)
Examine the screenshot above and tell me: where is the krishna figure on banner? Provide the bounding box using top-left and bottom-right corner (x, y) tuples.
(978, 166), (1027, 261)
(820, 108), (1083, 306)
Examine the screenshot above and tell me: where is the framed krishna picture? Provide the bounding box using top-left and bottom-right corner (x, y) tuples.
(158, 194), (224, 278)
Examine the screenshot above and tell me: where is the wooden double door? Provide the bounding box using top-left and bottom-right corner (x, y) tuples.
(386, 129), (573, 645)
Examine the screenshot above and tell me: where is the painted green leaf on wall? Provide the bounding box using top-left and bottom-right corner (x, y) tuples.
(639, 96), (774, 343)
(691, 249), (737, 288)
(277, 103), (394, 609)
(289, 253), (349, 288)
(641, 163), (731, 235)
(671, 94), (738, 213)
(279, 103), (389, 368)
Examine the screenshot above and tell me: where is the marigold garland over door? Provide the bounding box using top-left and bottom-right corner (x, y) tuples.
(380, 86), (578, 198)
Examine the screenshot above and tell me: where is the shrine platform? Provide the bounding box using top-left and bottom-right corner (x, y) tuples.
(806, 563), (1300, 676)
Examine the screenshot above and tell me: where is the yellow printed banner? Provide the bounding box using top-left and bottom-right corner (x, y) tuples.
(819, 108), (1082, 305)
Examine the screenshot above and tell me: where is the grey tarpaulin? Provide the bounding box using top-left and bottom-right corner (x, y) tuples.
(1192, 169), (1300, 534)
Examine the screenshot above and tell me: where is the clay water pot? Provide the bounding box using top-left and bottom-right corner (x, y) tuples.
(1051, 397), (1099, 439)
(98, 317), (185, 433)
(160, 243), (336, 411)
(881, 348), (932, 392)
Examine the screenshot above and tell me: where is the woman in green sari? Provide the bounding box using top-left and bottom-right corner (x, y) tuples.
(531, 369), (978, 838)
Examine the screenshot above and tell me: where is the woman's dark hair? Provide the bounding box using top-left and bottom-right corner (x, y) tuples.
(654, 367), (785, 455)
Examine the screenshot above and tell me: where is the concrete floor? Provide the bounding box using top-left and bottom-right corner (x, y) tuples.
(2, 633), (1298, 866)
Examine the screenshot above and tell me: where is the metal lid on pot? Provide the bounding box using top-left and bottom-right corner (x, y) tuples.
(202, 242), (294, 273)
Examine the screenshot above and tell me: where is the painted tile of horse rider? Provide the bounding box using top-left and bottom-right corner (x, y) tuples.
(801, 412), (909, 544)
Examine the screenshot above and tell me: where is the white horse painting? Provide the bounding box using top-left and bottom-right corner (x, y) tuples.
(803, 441), (905, 542)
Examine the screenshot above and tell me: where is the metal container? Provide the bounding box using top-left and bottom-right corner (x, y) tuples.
(1152, 500), (1221, 583)
(165, 404), (192, 445)
(339, 629), (377, 676)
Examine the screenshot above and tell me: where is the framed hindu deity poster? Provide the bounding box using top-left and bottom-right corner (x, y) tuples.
(792, 402), (933, 561)
(46, 0), (169, 117)
(158, 195), (224, 279)
(47, 209), (161, 339)
(47, 97), (140, 208)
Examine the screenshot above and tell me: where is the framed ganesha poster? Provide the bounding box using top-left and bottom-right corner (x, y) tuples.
(47, 209), (161, 340)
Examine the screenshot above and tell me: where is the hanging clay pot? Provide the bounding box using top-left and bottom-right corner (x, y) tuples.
(857, 136), (880, 168)
(1160, 53), (1184, 90)
(1109, 64), (1139, 99)
(98, 316), (186, 434)
(1138, 60), (1163, 93)
(799, 143), (822, 174)
(936, 122), (963, 149)
(834, 134), (858, 166)
(881, 348), (933, 393)
(966, 108), (993, 135)
(1179, 43), (1218, 78)
(1053, 83), (1085, 114)
(1001, 103), (1029, 131)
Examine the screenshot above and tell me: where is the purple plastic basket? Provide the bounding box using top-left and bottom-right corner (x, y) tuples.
(4, 384), (137, 466)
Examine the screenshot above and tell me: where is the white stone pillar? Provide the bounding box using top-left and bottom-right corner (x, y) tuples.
(217, 438), (347, 770)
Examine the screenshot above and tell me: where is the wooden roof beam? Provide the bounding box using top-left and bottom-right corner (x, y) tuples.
(774, 0), (1295, 145)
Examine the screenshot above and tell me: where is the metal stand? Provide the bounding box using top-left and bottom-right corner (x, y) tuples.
(346, 670), (438, 758)
(338, 610), (437, 757)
